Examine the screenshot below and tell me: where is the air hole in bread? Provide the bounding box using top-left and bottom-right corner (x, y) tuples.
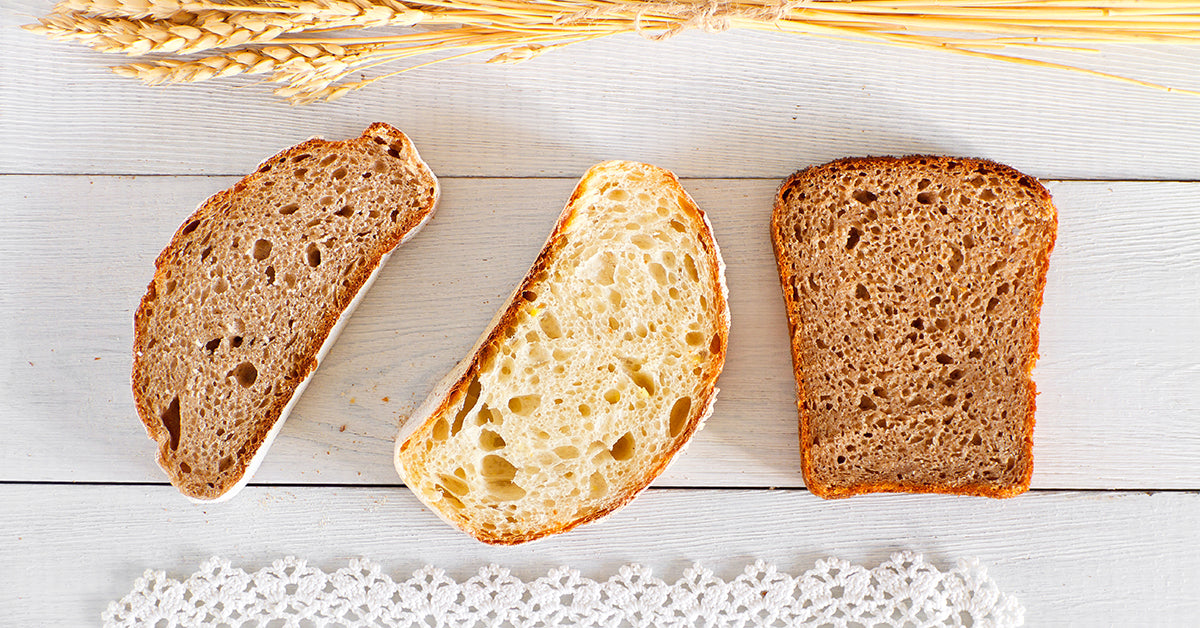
(948, 246), (964, 273)
(229, 362), (257, 388)
(610, 432), (635, 461)
(607, 188), (630, 202)
(554, 445), (579, 459)
(589, 471), (607, 497)
(431, 418), (450, 441)
(481, 454), (517, 481)
(986, 297), (1000, 314)
(230, 336), (243, 348)
(218, 455), (234, 472)
(683, 255), (699, 282)
(305, 243), (322, 267)
(852, 190), (877, 205)
(936, 353), (955, 365)
(181, 220), (201, 236)
(265, 266), (275, 285)
(669, 396), (692, 437)
(486, 480), (526, 501)
(331, 167), (348, 180)
(855, 284), (869, 300)
(161, 396), (181, 450)
(279, 203), (299, 215)
(438, 474), (470, 496)
(916, 191), (936, 205)
(204, 338), (221, 353)
(845, 228), (862, 250)
(859, 396), (877, 410)
(437, 486), (465, 509)
(631, 234), (654, 250)
(452, 377), (483, 436)
(685, 331), (704, 346)
(507, 395), (540, 416)
(200, 246), (213, 262)
(980, 188), (998, 202)
(629, 370), (656, 397)
(295, 168), (308, 180)
(479, 429), (505, 451)
(335, 205), (354, 217)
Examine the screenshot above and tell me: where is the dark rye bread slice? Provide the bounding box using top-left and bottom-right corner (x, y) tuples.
(771, 156), (1056, 498)
(133, 123), (439, 502)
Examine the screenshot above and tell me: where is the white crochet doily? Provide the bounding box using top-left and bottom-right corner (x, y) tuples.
(103, 551), (1022, 627)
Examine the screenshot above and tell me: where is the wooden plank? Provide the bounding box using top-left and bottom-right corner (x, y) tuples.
(2, 485), (1197, 624)
(2, 176), (1198, 488)
(5, 1), (1200, 179)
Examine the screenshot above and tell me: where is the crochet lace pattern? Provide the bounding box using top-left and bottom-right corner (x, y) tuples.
(103, 551), (1022, 627)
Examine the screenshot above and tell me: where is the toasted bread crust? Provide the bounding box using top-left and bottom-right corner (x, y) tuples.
(133, 123), (438, 500)
(771, 155), (1056, 499)
(396, 161), (729, 544)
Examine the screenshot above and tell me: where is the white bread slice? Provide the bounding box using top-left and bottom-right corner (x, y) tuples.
(394, 161), (729, 544)
(133, 123), (439, 502)
(771, 155), (1056, 498)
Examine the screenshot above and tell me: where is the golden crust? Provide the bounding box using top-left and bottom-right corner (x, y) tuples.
(397, 161), (729, 544)
(132, 123), (437, 500)
(770, 155), (1056, 499)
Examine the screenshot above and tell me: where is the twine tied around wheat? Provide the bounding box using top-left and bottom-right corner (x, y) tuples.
(26, 0), (1200, 104)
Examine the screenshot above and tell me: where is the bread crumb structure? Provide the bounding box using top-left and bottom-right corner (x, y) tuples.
(771, 156), (1056, 498)
(395, 161), (729, 544)
(133, 123), (438, 501)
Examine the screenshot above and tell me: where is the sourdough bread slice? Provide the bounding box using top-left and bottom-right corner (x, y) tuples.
(771, 156), (1056, 498)
(133, 123), (439, 502)
(395, 161), (728, 544)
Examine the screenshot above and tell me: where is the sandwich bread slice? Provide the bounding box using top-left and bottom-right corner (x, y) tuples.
(771, 156), (1056, 498)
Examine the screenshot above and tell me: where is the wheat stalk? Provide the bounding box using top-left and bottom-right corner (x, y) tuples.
(29, 1), (430, 55)
(27, 0), (1200, 103)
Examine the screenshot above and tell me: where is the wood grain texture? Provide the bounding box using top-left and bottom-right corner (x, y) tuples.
(2, 485), (1197, 624)
(2, 176), (1198, 488)
(5, 0), (1200, 179)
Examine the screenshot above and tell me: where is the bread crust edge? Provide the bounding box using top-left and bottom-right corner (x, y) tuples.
(770, 155), (1057, 500)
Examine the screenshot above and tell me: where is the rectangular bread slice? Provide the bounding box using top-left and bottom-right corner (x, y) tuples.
(771, 156), (1056, 498)
(133, 123), (439, 502)
(395, 161), (729, 544)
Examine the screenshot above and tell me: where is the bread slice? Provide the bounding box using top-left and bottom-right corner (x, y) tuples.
(394, 161), (729, 544)
(771, 156), (1056, 498)
(133, 123), (439, 502)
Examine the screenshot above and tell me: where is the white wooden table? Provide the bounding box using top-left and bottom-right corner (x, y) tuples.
(4, 1), (1200, 623)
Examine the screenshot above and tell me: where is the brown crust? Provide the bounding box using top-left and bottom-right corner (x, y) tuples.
(132, 123), (438, 500)
(770, 155), (1056, 499)
(398, 161), (729, 544)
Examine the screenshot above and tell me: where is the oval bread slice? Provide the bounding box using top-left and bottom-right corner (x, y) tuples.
(133, 123), (439, 502)
(394, 161), (729, 544)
